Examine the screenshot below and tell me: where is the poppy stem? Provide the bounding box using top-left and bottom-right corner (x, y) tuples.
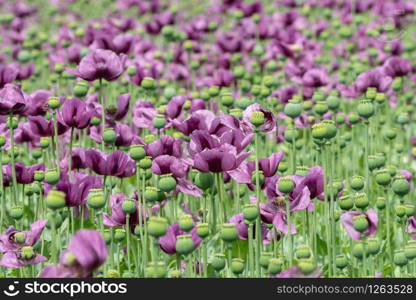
(68, 127), (74, 183)
(8, 115), (18, 205)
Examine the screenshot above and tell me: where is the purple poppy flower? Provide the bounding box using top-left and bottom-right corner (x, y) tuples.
(106, 93), (130, 121)
(0, 220), (48, 268)
(103, 193), (148, 230)
(40, 230), (107, 278)
(159, 223), (202, 255)
(60, 98), (93, 129)
(340, 210), (378, 241)
(228, 213), (272, 244)
(276, 266), (322, 278)
(29, 116), (69, 137)
(173, 110), (216, 136)
(273, 85), (299, 104)
(22, 90), (53, 116)
(85, 149), (136, 178)
(145, 135), (184, 159)
(0, 84), (26, 115)
(3, 162), (44, 184)
(382, 57), (412, 78)
(0, 65), (17, 88)
(354, 69), (392, 94)
(243, 104), (276, 133)
(407, 217), (416, 239)
(66, 49), (126, 82)
(132, 100), (158, 132)
(302, 69), (329, 88)
(61, 147), (88, 171)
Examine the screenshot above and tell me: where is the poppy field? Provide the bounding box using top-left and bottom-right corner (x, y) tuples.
(0, 0), (415, 279)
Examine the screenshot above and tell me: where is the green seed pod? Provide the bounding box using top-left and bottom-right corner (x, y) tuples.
(385, 128), (397, 140)
(327, 95), (340, 110)
(103, 230), (111, 245)
(298, 258), (316, 275)
(114, 229), (126, 242)
(48, 97), (60, 110)
(46, 190), (66, 210)
(9, 205), (24, 220)
(144, 187), (159, 202)
(352, 215), (369, 233)
(21, 246), (35, 260)
(277, 177), (295, 194)
(34, 170), (44, 182)
(278, 161), (288, 173)
(220, 223), (238, 242)
(122, 198), (136, 214)
(130, 145), (146, 161)
(348, 112), (360, 125)
(267, 258), (283, 275)
(242, 204), (259, 222)
(352, 242), (364, 259)
(250, 111), (265, 127)
(148, 217), (168, 238)
(14, 232), (26, 244)
(284, 100), (302, 119)
(102, 128), (116, 144)
(175, 234), (195, 255)
(375, 169), (391, 186)
(376, 197), (386, 210)
(339, 195), (354, 210)
(211, 253), (226, 271)
(392, 175), (410, 197)
(296, 245), (311, 259)
(322, 120), (337, 139)
(251, 170), (265, 186)
(404, 242), (416, 260)
(404, 203), (415, 217)
(259, 252), (273, 269)
(208, 85), (220, 97)
(73, 81), (89, 97)
(313, 101), (328, 116)
(87, 188), (105, 209)
(311, 123), (327, 139)
(153, 114), (167, 129)
(367, 237), (380, 255)
(141, 77), (156, 90)
(90, 116), (100, 126)
(396, 205), (406, 217)
(194, 172), (214, 190)
(196, 223), (209, 239)
(284, 127), (299, 143)
(158, 174), (177, 193)
(179, 215), (195, 232)
(230, 258), (245, 275)
(335, 254), (348, 269)
(350, 175), (364, 191)
(138, 156), (152, 170)
(45, 169), (60, 185)
(394, 250), (408, 267)
(357, 99), (375, 119)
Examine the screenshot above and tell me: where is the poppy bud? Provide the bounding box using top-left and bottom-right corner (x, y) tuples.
(404, 242), (416, 260)
(114, 229), (126, 242)
(278, 177), (295, 194)
(284, 100), (302, 119)
(21, 246), (35, 260)
(396, 205), (406, 217)
(73, 82), (89, 97)
(34, 170), (44, 182)
(259, 252), (273, 269)
(327, 95), (340, 110)
(392, 175), (410, 197)
(122, 198), (136, 214)
(106, 269), (120, 278)
(367, 237), (380, 255)
(339, 195), (354, 210)
(127, 66), (137, 76)
(385, 128), (397, 140)
(350, 175), (364, 191)
(48, 97), (60, 110)
(250, 111), (265, 127)
(194, 172), (214, 190)
(9, 205), (24, 220)
(251, 170), (265, 186)
(375, 169), (391, 186)
(45, 169), (60, 185)
(208, 85), (220, 97)
(352, 242), (364, 259)
(158, 174), (177, 193)
(405, 203), (415, 217)
(348, 112), (360, 125)
(357, 99), (374, 119)
(212, 253), (226, 271)
(46, 190), (66, 210)
(394, 250), (408, 267)
(138, 156), (152, 170)
(242, 204), (259, 222)
(376, 197), (386, 210)
(298, 258), (316, 275)
(353, 215), (369, 233)
(278, 161), (288, 173)
(354, 193), (369, 209)
(231, 258), (245, 275)
(220, 91), (234, 107)
(148, 217), (168, 238)
(179, 215), (195, 232)
(102, 128), (116, 144)
(296, 244), (311, 259)
(196, 223), (209, 239)
(14, 232), (26, 244)
(335, 254), (348, 269)
(141, 77), (156, 90)
(220, 223), (238, 242)
(129, 145), (146, 161)
(153, 114), (166, 129)
(313, 101), (328, 116)
(87, 188), (105, 209)
(176, 234), (195, 255)
(267, 258), (283, 275)
(144, 187), (159, 203)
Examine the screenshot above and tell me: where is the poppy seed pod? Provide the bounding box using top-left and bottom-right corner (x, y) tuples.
(278, 176), (295, 194)
(259, 252), (273, 269)
(404, 242), (416, 260)
(129, 145), (146, 161)
(367, 237), (381, 255)
(296, 244), (311, 259)
(327, 95), (340, 110)
(298, 258), (316, 275)
(357, 99), (375, 119)
(122, 198), (136, 214)
(175, 234), (195, 255)
(107, 269), (120, 278)
(196, 223), (209, 239)
(0, 135), (5, 147)
(46, 190), (66, 210)
(284, 100), (302, 119)
(178, 215), (194, 232)
(21, 246), (35, 260)
(375, 169), (391, 186)
(376, 197), (386, 210)
(284, 127), (299, 143)
(102, 128), (116, 144)
(322, 120), (337, 139)
(87, 188), (105, 209)
(103, 230), (111, 245)
(9, 205), (24, 220)
(90, 117), (100, 126)
(335, 254), (348, 269)
(48, 97), (60, 110)
(141, 77), (156, 90)
(354, 193), (369, 209)
(144, 187), (159, 203)
(385, 128), (397, 140)
(311, 123), (327, 140)
(392, 175), (410, 196)
(348, 112), (360, 125)
(138, 156), (152, 170)
(220, 91), (234, 107)
(268, 258), (283, 275)
(34, 170), (44, 182)
(220, 223), (238, 242)
(404, 203), (415, 217)
(313, 101), (329, 116)
(242, 204), (259, 222)
(231, 258), (245, 275)
(394, 250), (408, 267)
(212, 253), (226, 271)
(352, 242), (364, 259)
(350, 175), (364, 191)
(194, 172), (214, 190)
(73, 81), (89, 97)
(45, 169), (60, 185)
(352, 215), (369, 233)
(114, 229), (126, 242)
(153, 114), (167, 129)
(158, 174), (177, 193)
(339, 195), (354, 210)
(251, 170), (265, 186)
(250, 111), (265, 127)
(148, 217), (168, 238)
(14, 232), (26, 244)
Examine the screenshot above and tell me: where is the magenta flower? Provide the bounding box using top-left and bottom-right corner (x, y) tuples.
(60, 98), (93, 129)
(0, 65), (18, 88)
(382, 57), (412, 78)
(159, 223), (202, 255)
(243, 104), (276, 133)
(354, 69), (392, 94)
(66, 49), (126, 82)
(145, 135), (184, 159)
(85, 149), (136, 178)
(29, 116), (68, 137)
(228, 213), (272, 244)
(3, 162), (44, 185)
(340, 210), (378, 241)
(0, 84), (26, 115)
(40, 230), (107, 278)
(276, 266), (322, 278)
(0, 220), (48, 268)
